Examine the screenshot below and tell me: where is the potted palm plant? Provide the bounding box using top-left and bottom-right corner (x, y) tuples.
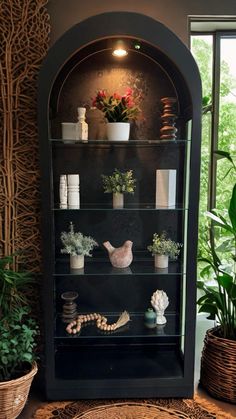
(101, 168), (136, 208)
(61, 222), (98, 269)
(197, 151), (236, 402)
(0, 255), (38, 419)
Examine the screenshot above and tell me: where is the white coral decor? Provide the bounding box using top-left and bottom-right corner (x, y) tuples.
(151, 290), (169, 325)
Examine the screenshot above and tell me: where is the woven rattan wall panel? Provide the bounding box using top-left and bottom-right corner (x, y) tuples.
(0, 0), (50, 270)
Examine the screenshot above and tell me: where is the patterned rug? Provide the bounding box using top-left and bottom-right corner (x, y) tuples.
(34, 396), (234, 419)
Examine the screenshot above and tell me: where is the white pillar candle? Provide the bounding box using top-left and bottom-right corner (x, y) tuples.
(67, 174), (80, 209)
(59, 175), (67, 209)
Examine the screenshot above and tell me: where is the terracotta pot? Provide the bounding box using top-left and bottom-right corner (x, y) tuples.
(200, 327), (236, 403)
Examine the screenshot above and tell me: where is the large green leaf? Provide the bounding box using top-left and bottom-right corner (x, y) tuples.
(217, 273), (233, 292)
(206, 211), (234, 233)
(228, 183), (236, 232)
(198, 303), (218, 315)
(214, 150), (236, 167)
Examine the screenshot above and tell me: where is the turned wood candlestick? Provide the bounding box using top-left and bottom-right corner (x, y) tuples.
(160, 97), (178, 140)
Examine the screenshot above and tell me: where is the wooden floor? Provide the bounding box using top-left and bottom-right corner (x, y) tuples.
(19, 314), (236, 418)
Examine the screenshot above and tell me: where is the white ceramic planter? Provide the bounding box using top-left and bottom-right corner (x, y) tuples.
(113, 192), (124, 209)
(106, 122), (130, 141)
(70, 254), (84, 269)
(61, 122), (77, 140)
(154, 254), (169, 269)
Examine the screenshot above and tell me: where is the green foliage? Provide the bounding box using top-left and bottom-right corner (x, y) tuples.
(61, 222), (98, 256)
(0, 307), (38, 381)
(102, 169), (136, 194)
(147, 232), (182, 259)
(191, 36), (236, 260)
(0, 255), (33, 318)
(0, 255), (38, 381)
(198, 156), (236, 340)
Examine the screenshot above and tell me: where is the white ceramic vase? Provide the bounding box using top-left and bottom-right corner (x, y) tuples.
(106, 122), (130, 141)
(154, 254), (169, 269)
(113, 192), (124, 209)
(70, 254), (84, 269)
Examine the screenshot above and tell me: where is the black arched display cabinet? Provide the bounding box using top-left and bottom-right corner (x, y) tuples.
(38, 12), (201, 399)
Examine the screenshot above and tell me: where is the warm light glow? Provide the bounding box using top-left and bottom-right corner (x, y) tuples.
(112, 40), (128, 57)
(112, 48), (128, 57)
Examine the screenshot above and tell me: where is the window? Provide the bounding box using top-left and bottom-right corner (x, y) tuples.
(191, 30), (236, 256)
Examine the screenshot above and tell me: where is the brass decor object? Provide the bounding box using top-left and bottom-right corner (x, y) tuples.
(0, 0), (50, 270)
(0, 362), (37, 419)
(201, 327), (236, 403)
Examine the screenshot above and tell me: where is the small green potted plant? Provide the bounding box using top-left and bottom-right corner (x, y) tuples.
(61, 222), (98, 269)
(147, 232), (182, 268)
(0, 255), (38, 419)
(101, 168), (136, 209)
(92, 88), (141, 141)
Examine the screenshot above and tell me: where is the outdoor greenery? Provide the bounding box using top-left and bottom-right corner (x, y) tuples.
(192, 36), (236, 340)
(0, 255), (38, 381)
(147, 232), (182, 259)
(61, 222), (98, 256)
(102, 168), (136, 194)
(197, 155), (236, 339)
(191, 36), (236, 258)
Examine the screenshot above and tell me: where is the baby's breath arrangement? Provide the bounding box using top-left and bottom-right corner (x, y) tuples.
(102, 169), (136, 194)
(61, 222), (98, 256)
(147, 232), (182, 259)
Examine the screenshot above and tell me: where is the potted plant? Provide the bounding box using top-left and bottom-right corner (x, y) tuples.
(92, 88), (141, 141)
(101, 168), (136, 208)
(61, 222), (98, 269)
(147, 231), (182, 268)
(197, 153), (236, 402)
(0, 255), (38, 419)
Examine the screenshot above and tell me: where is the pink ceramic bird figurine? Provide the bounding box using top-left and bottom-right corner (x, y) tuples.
(103, 240), (133, 268)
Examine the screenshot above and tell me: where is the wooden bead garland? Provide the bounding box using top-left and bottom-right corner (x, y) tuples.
(66, 311), (130, 334)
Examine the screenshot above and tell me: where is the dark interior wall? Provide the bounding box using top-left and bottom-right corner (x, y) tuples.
(47, 0), (236, 46)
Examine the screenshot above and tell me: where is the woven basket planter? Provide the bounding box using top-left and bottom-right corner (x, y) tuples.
(200, 327), (236, 403)
(0, 361), (37, 419)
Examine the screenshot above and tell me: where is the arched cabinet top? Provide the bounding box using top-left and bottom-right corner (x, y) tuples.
(38, 11), (202, 129)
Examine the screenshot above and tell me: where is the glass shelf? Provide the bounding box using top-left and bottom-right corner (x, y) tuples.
(53, 203), (187, 211)
(55, 312), (181, 339)
(54, 259), (183, 276)
(50, 138), (189, 147)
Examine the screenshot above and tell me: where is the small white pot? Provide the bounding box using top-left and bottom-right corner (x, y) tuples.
(113, 193), (124, 209)
(154, 254), (169, 269)
(61, 122), (77, 140)
(106, 122), (130, 141)
(70, 254), (84, 269)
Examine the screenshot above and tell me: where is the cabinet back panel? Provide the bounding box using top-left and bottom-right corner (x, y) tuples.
(53, 143), (186, 206)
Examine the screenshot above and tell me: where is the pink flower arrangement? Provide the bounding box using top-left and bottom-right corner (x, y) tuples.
(92, 88), (141, 122)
